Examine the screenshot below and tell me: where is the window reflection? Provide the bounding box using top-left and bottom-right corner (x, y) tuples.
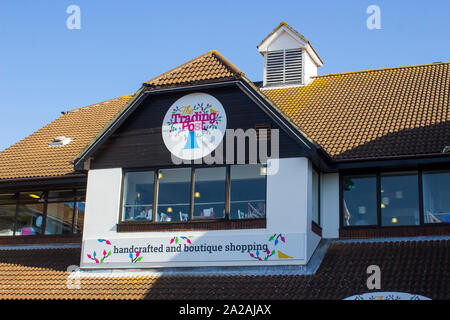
(422, 171), (450, 224)
(381, 172), (420, 226)
(0, 195), (16, 235)
(16, 203), (44, 236)
(230, 164), (266, 220)
(193, 167), (226, 220)
(45, 202), (74, 234)
(156, 168), (191, 222)
(122, 171), (155, 222)
(343, 176), (377, 226)
(74, 202), (85, 234)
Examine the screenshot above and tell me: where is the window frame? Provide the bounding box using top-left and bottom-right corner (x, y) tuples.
(339, 168), (450, 230)
(118, 164), (268, 227)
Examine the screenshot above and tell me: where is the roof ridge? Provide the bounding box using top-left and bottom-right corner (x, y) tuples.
(145, 50), (243, 86)
(145, 51), (214, 85)
(209, 50), (244, 77)
(313, 61), (450, 78)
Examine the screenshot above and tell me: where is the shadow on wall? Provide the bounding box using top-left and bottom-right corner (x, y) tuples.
(334, 121), (450, 160)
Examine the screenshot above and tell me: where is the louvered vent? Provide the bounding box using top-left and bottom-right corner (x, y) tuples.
(265, 48), (303, 85)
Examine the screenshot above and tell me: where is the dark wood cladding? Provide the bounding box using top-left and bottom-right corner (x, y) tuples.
(339, 225), (450, 239)
(311, 222), (322, 237)
(117, 219), (266, 232)
(0, 234), (82, 245)
(90, 86), (308, 169)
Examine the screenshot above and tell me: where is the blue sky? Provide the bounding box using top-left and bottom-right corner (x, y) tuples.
(0, 0), (449, 152)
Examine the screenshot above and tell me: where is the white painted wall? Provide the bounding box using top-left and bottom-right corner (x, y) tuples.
(266, 31), (303, 51)
(321, 173), (340, 238)
(81, 157), (321, 268)
(303, 50), (318, 84)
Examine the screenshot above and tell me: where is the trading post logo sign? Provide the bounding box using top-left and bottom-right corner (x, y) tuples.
(162, 93), (227, 160)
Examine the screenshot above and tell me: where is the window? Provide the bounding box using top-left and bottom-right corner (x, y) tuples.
(422, 171), (450, 224)
(0, 193), (17, 236)
(342, 175), (378, 226)
(0, 189), (86, 237)
(193, 167), (226, 220)
(122, 171), (155, 222)
(230, 164), (266, 220)
(121, 164), (267, 225)
(156, 168), (191, 222)
(341, 170), (449, 229)
(312, 169), (320, 225)
(74, 189), (85, 233)
(45, 190), (75, 235)
(380, 172), (420, 226)
(16, 192), (45, 236)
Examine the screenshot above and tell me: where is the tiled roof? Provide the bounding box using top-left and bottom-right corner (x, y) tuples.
(1, 54), (449, 181)
(144, 50), (244, 88)
(0, 95), (133, 180)
(0, 239), (447, 300)
(262, 62), (450, 161)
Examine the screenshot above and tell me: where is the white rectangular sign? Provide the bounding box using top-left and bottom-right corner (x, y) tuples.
(81, 232), (306, 268)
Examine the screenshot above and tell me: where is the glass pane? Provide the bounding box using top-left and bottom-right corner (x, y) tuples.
(312, 170), (320, 225)
(45, 202), (74, 234)
(16, 203), (44, 235)
(422, 171), (450, 223)
(380, 173), (420, 226)
(230, 164), (266, 220)
(157, 168), (191, 222)
(342, 176), (378, 226)
(0, 204), (16, 236)
(74, 202), (85, 234)
(75, 189), (86, 201)
(193, 167), (226, 219)
(47, 190), (74, 202)
(123, 171), (155, 222)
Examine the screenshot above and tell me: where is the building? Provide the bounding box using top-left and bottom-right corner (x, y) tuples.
(0, 22), (448, 300)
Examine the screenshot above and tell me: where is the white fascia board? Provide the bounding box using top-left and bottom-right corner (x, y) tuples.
(305, 44), (323, 67)
(258, 26), (307, 54)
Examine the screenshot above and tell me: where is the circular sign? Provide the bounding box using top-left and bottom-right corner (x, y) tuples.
(162, 93), (227, 160)
(343, 292), (431, 300)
